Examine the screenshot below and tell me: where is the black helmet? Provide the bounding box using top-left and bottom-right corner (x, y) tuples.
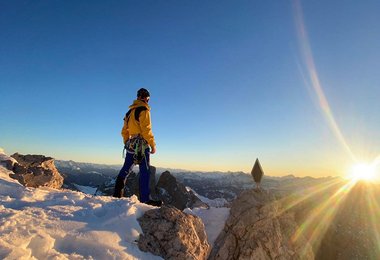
(137, 88), (150, 98)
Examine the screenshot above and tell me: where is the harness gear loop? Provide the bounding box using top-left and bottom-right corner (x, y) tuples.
(133, 136), (148, 164)
(123, 135), (148, 163)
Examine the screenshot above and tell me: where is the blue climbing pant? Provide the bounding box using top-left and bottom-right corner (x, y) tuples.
(117, 146), (151, 203)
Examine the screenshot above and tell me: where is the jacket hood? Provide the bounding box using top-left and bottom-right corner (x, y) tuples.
(129, 99), (150, 110)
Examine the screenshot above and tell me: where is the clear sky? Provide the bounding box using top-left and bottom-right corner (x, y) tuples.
(1, 0), (379, 178)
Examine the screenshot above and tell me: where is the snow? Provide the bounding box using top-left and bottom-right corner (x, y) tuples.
(0, 148), (229, 259)
(187, 187), (229, 207)
(88, 171), (102, 175)
(0, 166), (162, 260)
(0, 153), (231, 258)
(184, 207), (230, 246)
(0, 149), (17, 167)
(73, 184), (98, 195)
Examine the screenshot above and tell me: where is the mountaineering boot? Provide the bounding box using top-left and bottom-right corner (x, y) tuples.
(113, 175), (126, 198)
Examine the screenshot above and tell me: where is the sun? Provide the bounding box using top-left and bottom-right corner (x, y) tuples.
(347, 162), (377, 182)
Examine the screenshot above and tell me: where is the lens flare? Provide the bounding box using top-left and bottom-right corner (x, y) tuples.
(346, 157), (380, 182)
(291, 180), (356, 247)
(365, 186), (380, 257)
(291, 1), (380, 257)
(293, 0), (357, 163)
(348, 163), (376, 181)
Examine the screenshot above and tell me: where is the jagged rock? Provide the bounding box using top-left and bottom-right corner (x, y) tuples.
(209, 189), (314, 260)
(9, 153), (64, 189)
(124, 169), (207, 208)
(124, 165), (160, 200)
(138, 205), (210, 260)
(157, 171), (208, 210)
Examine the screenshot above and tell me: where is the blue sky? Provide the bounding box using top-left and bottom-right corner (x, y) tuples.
(1, 0), (379, 177)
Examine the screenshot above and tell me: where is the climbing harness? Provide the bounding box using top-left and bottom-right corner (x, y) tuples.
(123, 135), (148, 164)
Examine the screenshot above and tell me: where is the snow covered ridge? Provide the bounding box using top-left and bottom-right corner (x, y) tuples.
(0, 166), (162, 259)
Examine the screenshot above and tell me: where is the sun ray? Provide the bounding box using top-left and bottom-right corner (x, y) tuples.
(373, 155), (380, 181)
(373, 155), (380, 165)
(277, 177), (344, 214)
(365, 185), (380, 257)
(293, 0), (357, 163)
(291, 179), (357, 252)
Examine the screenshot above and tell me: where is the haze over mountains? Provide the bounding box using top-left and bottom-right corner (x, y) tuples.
(55, 159), (337, 200)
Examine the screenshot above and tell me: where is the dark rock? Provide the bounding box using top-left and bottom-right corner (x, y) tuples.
(138, 205), (210, 260)
(1, 160), (16, 171)
(157, 171), (208, 210)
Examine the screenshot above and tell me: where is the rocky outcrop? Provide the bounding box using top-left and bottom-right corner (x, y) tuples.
(157, 171), (208, 210)
(124, 165), (160, 200)
(9, 153), (64, 189)
(138, 205), (210, 260)
(124, 170), (207, 209)
(209, 189), (314, 260)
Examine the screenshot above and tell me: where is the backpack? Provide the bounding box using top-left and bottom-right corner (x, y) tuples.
(124, 106), (147, 124)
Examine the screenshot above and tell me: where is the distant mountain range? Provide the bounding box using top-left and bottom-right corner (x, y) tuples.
(55, 159), (338, 200)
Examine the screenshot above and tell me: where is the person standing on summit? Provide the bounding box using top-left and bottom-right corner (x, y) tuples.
(113, 88), (156, 204)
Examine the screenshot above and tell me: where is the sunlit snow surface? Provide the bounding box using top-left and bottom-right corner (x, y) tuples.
(73, 184), (98, 195)
(0, 164), (230, 259)
(0, 166), (162, 260)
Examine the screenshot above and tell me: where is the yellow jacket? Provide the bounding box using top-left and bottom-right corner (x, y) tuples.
(121, 100), (156, 149)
